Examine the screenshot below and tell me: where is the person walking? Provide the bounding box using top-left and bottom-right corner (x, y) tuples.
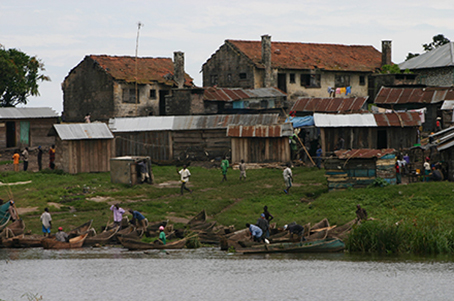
(177, 165), (192, 195)
(40, 208), (52, 237)
(239, 159), (247, 181)
(110, 204), (125, 229)
(49, 145), (56, 170)
(220, 156), (229, 183)
(12, 150), (20, 172)
(37, 146), (43, 171)
(22, 147), (29, 171)
(283, 163), (293, 194)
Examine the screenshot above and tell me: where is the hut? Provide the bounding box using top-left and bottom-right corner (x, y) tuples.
(52, 123), (114, 174)
(0, 107), (59, 148)
(324, 149), (396, 191)
(227, 123), (293, 163)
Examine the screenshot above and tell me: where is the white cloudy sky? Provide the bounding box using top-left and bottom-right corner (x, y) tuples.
(1, 0), (454, 113)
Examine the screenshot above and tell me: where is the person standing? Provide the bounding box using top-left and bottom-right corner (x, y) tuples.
(256, 213), (270, 239)
(355, 204), (368, 222)
(55, 227), (69, 242)
(424, 157), (431, 182)
(110, 204), (125, 228)
(84, 113), (91, 123)
(37, 146), (43, 171)
(12, 150), (20, 172)
(316, 145), (322, 169)
(283, 163), (293, 194)
(137, 160), (150, 183)
(158, 225), (166, 245)
(177, 165), (192, 195)
(239, 159), (247, 181)
(40, 208), (52, 237)
(263, 205), (274, 223)
(49, 145), (56, 170)
(22, 147), (29, 171)
(220, 156), (229, 182)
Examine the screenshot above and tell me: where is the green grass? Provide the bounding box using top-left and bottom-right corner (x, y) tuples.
(3, 165), (454, 254)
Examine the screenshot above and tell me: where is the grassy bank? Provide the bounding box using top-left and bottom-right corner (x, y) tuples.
(3, 165), (454, 254)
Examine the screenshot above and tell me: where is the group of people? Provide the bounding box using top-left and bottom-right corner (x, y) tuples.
(12, 145), (56, 172)
(246, 206), (274, 243)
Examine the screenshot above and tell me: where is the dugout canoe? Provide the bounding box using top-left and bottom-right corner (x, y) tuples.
(187, 209), (207, 225)
(1, 234), (25, 248)
(67, 220), (93, 238)
(10, 235), (45, 248)
(84, 226), (119, 246)
(118, 236), (188, 250)
(237, 238), (345, 254)
(0, 219), (25, 239)
(42, 233), (88, 250)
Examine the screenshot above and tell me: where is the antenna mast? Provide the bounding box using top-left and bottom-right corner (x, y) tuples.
(135, 21), (143, 115)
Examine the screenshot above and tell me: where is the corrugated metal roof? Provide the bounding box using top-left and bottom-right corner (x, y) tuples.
(222, 40), (382, 72)
(335, 149), (395, 159)
(0, 107), (59, 119)
(314, 113), (377, 127)
(54, 123), (114, 140)
(291, 97), (367, 113)
(441, 100), (454, 110)
(109, 114), (280, 132)
(227, 123), (293, 137)
(375, 87), (454, 105)
(399, 42), (454, 70)
(374, 112), (421, 127)
(203, 87), (286, 102)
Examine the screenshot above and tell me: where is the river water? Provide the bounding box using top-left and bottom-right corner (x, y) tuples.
(1, 247), (453, 301)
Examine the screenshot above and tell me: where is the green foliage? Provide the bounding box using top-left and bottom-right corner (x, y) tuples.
(368, 177), (389, 188)
(0, 46), (50, 107)
(380, 64), (402, 74)
(406, 34), (450, 61)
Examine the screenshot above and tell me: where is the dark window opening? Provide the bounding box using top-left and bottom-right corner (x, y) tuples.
(300, 74), (321, 88)
(359, 76), (366, 86)
(377, 129), (387, 149)
(278, 73), (287, 93)
(227, 74), (232, 83)
(210, 75), (218, 86)
(289, 73), (295, 83)
(335, 75), (350, 87)
(239, 73), (247, 80)
(149, 89), (156, 99)
(122, 88), (138, 104)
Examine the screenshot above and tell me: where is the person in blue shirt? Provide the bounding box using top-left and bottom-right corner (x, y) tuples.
(129, 209), (148, 229)
(246, 223), (263, 242)
(316, 145), (322, 169)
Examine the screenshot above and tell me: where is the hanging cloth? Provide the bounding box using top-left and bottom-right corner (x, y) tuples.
(346, 86), (351, 95)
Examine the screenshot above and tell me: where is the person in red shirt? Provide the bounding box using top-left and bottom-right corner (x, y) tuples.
(12, 150), (20, 172)
(49, 145), (56, 169)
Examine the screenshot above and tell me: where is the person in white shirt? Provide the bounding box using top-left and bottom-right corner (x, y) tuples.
(283, 163), (293, 194)
(177, 165), (192, 195)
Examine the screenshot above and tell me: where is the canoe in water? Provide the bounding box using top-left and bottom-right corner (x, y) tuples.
(118, 236), (187, 250)
(42, 233), (88, 250)
(84, 226), (119, 246)
(237, 238), (345, 254)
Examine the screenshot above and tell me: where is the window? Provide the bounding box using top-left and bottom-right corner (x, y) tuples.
(122, 88), (138, 103)
(359, 75), (366, 86)
(335, 75), (350, 87)
(149, 89), (156, 99)
(239, 73), (247, 80)
(210, 75), (218, 86)
(289, 73), (295, 83)
(300, 74), (321, 88)
(227, 73), (232, 83)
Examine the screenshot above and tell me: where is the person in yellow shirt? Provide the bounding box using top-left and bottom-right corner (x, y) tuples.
(12, 150), (20, 172)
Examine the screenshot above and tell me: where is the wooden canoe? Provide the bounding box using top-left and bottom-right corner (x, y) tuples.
(237, 238), (345, 254)
(67, 220), (93, 238)
(1, 234), (25, 248)
(327, 219), (356, 239)
(118, 237), (187, 250)
(10, 235), (45, 248)
(42, 233), (88, 250)
(84, 226), (119, 246)
(0, 219), (25, 239)
(187, 209), (207, 225)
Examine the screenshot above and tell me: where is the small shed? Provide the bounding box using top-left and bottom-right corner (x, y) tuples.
(0, 107), (59, 148)
(324, 149), (396, 191)
(53, 123), (114, 174)
(227, 123), (293, 163)
(110, 156), (153, 185)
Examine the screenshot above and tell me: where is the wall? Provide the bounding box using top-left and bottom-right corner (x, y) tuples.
(416, 67), (454, 87)
(230, 137), (290, 163)
(0, 118), (57, 149)
(114, 131), (172, 162)
(173, 130), (230, 161)
(165, 89), (204, 115)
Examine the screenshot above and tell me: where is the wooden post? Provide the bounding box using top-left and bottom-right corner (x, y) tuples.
(295, 135), (315, 166)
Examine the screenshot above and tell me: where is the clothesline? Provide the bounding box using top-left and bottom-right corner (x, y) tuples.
(327, 86), (352, 97)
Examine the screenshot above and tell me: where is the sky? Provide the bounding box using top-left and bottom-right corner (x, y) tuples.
(1, 0), (454, 113)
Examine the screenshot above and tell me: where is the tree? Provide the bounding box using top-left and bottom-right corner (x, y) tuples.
(0, 46), (50, 107)
(405, 34), (451, 61)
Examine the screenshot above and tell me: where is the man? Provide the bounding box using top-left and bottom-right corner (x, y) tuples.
(246, 223), (263, 243)
(220, 156), (229, 182)
(177, 165), (192, 195)
(239, 159), (246, 181)
(12, 150), (20, 172)
(40, 208), (52, 237)
(137, 160), (150, 183)
(55, 227), (69, 242)
(283, 163), (293, 194)
(129, 209), (148, 229)
(356, 204), (368, 222)
(110, 204), (125, 228)
(284, 224), (306, 241)
(316, 145), (322, 169)
(424, 158), (431, 182)
(37, 146), (43, 171)
(22, 147), (29, 171)
(256, 213), (270, 239)
(49, 145), (56, 170)
(263, 206), (274, 223)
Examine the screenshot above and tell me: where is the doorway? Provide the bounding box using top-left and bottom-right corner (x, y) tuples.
(377, 130), (387, 149)
(159, 90), (170, 116)
(277, 73), (287, 93)
(6, 121), (16, 148)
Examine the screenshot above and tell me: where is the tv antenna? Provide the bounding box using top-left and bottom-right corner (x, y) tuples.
(135, 21), (143, 114)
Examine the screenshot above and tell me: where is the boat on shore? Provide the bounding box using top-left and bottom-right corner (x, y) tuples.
(118, 236), (188, 250)
(67, 220), (93, 238)
(84, 226), (119, 246)
(42, 233), (88, 250)
(236, 238), (345, 254)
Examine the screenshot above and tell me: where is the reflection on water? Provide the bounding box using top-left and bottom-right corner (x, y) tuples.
(1, 247), (454, 301)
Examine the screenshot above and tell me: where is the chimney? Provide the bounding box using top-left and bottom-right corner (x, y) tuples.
(173, 51), (185, 89)
(381, 40), (392, 67)
(261, 35), (272, 88)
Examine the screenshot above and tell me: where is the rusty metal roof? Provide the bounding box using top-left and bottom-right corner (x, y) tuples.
(85, 55), (193, 87)
(227, 123), (293, 137)
(204, 87), (286, 102)
(54, 123), (114, 140)
(222, 40), (382, 72)
(109, 114), (280, 132)
(291, 97), (367, 113)
(0, 107), (59, 119)
(375, 87), (454, 105)
(335, 149), (395, 159)
(374, 112), (421, 127)
(314, 112), (420, 127)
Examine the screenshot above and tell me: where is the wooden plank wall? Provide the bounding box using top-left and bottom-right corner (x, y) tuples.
(115, 131), (171, 161)
(231, 137), (290, 163)
(173, 129), (230, 160)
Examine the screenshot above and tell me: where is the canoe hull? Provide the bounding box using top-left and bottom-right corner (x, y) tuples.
(118, 237), (187, 250)
(42, 234), (88, 250)
(238, 238), (345, 254)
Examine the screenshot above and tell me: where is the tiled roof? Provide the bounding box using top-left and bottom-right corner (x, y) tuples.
(204, 87), (286, 102)
(88, 55), (193, 87)
(335, 149), (395, 159)
(226, 40), (382, 72)
(375, 87), (454, 105)
(291, 97), (367, 113)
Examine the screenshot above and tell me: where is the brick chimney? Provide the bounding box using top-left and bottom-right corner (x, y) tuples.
(261, 35), (272, 88)
(173, 51), (185, 89)
(381, 40), (392, 67)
